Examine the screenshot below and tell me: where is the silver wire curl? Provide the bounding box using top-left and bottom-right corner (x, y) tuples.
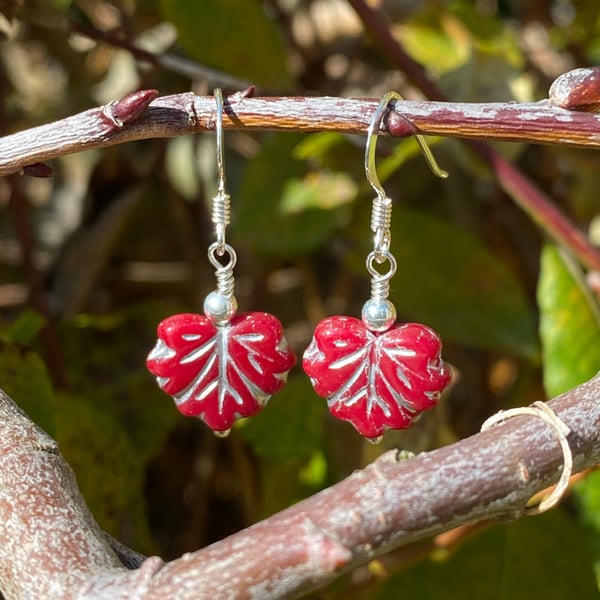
(366, 251), (397, 301)
(208, 242), (237, 299)
(370, 193), (392, 234)
(212, 189), (231, 254)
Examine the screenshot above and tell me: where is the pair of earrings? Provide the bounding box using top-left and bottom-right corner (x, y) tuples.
(147, 90), (451, 441)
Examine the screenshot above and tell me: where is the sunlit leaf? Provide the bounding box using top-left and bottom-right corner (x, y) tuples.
(165, 137), (199, 200)
(293, 132), (347, 161)
(393, 12), (471, 75)
(298, 451), (327, 487)
(450, 2), (523, 66)
(280, 171), (357, 212)
(538, 244), (600, 397)
(378, 136), (445, 183)
(234, 133), (352, 256)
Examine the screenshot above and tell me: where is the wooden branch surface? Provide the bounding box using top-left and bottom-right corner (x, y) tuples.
(1, 93), (600, 177)
(1, 373), (600, 599)
(0, 392), (125, 599)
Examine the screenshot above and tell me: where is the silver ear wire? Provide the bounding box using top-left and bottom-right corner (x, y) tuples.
(205, 89), (237, 326)
(214, 89), (227, 197)
(361, 93), (398, 332)
(361, 91), (447, 333)
(211, 88), (232, 257)
(365, 91), (448, 193)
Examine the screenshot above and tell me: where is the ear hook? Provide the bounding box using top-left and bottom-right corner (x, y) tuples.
(365, 91), (448, 199)
(212, 88), (231, 255)
(214, 88), (227, 196)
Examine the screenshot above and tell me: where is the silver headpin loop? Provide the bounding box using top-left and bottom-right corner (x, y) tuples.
(204, 89), (238, 326)
(212, 88), (231, 256)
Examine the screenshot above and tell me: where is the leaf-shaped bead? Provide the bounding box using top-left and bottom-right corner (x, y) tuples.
(147, 312), (296, 433)
(303, 316), (451, 439)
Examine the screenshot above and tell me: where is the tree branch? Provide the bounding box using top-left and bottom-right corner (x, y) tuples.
(1, 373), (600, 598)
(0, 391), (124, 599)
(2, 94), (600, 179)
(3, 86), (600, 273)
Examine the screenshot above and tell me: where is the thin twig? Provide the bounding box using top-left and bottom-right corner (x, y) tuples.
(2, 95), (600, 181)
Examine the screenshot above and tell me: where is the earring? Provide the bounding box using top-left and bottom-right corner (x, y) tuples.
(302, 92), (451, 442)
(147, 89), (296, 437)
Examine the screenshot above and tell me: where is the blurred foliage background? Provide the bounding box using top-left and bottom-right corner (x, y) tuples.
(1, 0), (600, 597)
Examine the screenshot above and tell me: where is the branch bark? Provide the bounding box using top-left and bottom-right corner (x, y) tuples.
(2, 94), (600, 179)
(1, 373), (600, 599)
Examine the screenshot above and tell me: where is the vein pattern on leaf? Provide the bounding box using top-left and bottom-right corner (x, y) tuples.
(328, 335), (417, 417)
(147, 312), (297, 431)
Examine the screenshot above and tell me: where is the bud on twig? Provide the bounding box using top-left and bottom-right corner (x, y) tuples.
(549, 67), (600, 112)
(101, 89), (159, 128)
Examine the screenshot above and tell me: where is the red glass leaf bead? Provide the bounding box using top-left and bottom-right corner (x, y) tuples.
(303, 316), (451, 440)
(147, 312), (296, 433)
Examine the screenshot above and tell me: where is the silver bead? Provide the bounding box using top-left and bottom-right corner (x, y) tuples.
(204, 291), (237, 325)
(361, 298), (396, 332)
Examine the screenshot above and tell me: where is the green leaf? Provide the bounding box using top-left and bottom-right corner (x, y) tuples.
(239, 376), (326, 462)
(293, 132), (347, 161)
(349, 208), (538, 358)
(1, 309), (46, 345)
(165, 137), (200, 200)
(280, 171), (356, 212)
(574, 469), (600, 584)
(54, 391), (148, 543)
(364, 510), (598, 599)
(538, 244), (600, 397)
(239, 378), (328, 518)
(51, 0), (72, 10)
(449, 2), (523, 66)
(394, 12), (471, 75)
(378, 136), (445, 183)
(0, 343), (56, 436)
(51, 306), (180, 552)
(234, 134), (351, 257)
(159, 0), (291, 89)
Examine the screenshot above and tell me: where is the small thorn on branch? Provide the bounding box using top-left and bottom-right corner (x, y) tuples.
(101, 89), (159, 128)
(22, 162), (53, 178)
(230, 85), (256, 102)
